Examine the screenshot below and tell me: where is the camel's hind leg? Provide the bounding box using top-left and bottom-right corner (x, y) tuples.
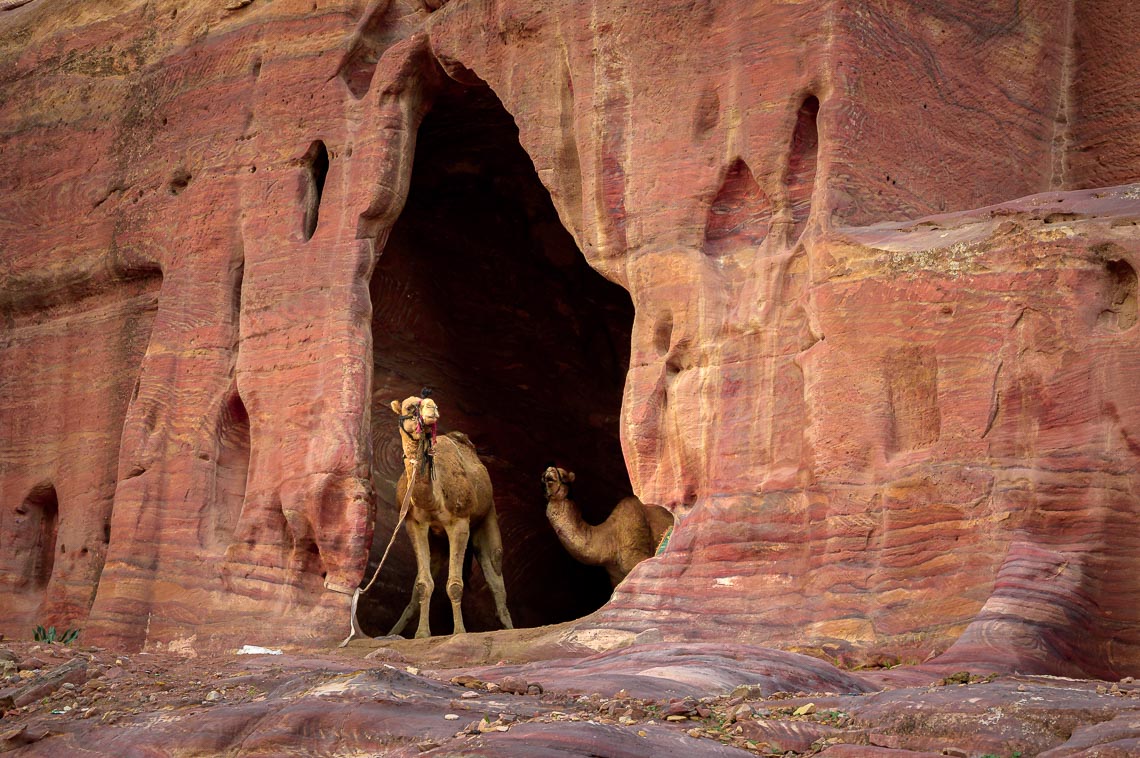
(473, 509), (513, 630)
(388, 586), (420, 637)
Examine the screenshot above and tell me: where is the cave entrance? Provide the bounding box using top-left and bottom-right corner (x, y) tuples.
(360, 76), (635, 635)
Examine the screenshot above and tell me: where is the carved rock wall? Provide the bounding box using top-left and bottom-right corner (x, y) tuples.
(1, 0), (1139, 674)
(427, 0), (1140, 675)
(605, 190), (1140, 678)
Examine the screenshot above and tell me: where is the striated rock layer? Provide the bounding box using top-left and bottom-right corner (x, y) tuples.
(1, 0), (1138, 677)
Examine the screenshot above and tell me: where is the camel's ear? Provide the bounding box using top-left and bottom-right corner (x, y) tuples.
(565, 471), (576, 482)
(390, 400), (402, 415)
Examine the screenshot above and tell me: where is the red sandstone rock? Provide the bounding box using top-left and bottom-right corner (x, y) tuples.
(0, 640), (1135, 757)
(0, 658), (86, 708)
(734, 719), (841, 753)
(1039, 713), (1140, 757)
(820, 749), (946, 758)
(0, 0), (1139, 695)
(463, 641), (876, 702)
(847, 678), (1140, 756)
(418, 721), (753, 758)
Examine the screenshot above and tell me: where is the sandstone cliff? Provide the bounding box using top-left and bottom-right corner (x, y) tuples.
(1, 0), (1137, 679)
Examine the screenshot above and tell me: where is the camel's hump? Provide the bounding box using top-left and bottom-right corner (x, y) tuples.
(443, 430), (477, 450)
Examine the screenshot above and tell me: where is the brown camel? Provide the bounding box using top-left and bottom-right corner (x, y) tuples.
(387, 394), (513, 638)
(541, 466), (674, 586)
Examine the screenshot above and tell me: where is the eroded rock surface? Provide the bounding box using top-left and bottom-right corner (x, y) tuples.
(1, 638), (1140, 756)
(1, 0), (1139, 699)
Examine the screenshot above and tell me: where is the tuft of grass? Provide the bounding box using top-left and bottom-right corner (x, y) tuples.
(33, 625), (80, 645)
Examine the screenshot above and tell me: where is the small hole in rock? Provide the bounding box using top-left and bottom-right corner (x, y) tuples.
(169, 168), (191, 195)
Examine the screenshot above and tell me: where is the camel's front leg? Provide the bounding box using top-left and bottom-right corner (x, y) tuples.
(389, 542), (445, 637)
(406, 519), (435, 639)
(443, 518), (471, 635)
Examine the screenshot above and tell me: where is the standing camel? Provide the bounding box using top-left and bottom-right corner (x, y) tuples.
(541, 466), (674, 586)
(387, 393), (512, 638)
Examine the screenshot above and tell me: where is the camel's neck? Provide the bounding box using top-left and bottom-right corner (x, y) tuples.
(546, 495), (610, 566)
(399, 431), (431, 482)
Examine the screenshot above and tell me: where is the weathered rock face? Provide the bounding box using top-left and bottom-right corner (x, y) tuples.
(1, 0), (1138, 679)
(604, 188), (1140, 678)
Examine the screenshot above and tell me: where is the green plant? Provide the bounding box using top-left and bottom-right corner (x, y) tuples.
(33, 625), (80, 645)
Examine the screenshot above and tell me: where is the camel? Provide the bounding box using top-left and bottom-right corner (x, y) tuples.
(541, 466), (674, 587)
(387, 393), (513, 638)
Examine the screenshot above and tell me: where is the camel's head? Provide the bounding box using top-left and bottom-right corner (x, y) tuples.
(542, 466), (575, 501)
(391, 395), (439, 441)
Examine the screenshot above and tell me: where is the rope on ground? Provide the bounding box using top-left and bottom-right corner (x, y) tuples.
(339, 459), (419, 648)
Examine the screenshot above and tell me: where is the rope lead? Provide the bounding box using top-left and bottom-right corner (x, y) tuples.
(339, 458), (420, 648)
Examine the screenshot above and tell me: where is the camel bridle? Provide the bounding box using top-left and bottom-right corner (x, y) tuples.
(400, 402), (438, 480)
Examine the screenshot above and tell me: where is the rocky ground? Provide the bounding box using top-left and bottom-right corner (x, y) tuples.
(2, 629), (1139, 756)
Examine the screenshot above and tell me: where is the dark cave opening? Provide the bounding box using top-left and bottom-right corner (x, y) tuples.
(359, 77), (636, 636)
